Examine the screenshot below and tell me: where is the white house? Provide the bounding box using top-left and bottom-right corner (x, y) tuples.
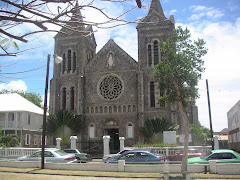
(227, 100), (240, 152)
(0, 93), (45, 147)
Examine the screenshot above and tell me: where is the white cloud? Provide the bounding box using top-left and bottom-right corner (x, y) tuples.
(169, 10), (177, 15)
(0, 80), (27, 92)
(189, 5), (224, 20)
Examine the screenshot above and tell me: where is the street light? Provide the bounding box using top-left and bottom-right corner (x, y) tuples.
(41, 54), (62, 169)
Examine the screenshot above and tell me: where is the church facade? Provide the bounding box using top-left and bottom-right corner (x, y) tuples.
(50, 0), (198, 152)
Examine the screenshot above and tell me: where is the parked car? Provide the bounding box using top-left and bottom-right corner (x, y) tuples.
(63, 149), (92, 163)
(166, 148), (206, 161)
(188, 149), (240, 164)
(105, 149), (165, 164)
(102, 148), (133, 162)
(16, 149), (77, 163)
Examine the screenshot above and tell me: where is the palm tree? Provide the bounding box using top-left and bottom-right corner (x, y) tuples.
(138, 117), (179, 143)
(46, 110), (85, 148)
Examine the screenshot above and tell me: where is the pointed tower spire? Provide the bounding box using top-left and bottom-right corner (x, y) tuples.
(148, 0), (166, 20)
(70, 1), (85, 31)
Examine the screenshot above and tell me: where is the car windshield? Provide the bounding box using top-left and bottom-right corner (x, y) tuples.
(55, 150), (68, 156)
(64, 150), (77, 153)
(200, 151), (212, 159)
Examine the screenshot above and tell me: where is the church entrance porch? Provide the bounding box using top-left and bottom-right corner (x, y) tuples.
(104, 129), (119, 153)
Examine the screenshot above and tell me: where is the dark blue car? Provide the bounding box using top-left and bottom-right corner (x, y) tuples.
(105, 149), (165, 164)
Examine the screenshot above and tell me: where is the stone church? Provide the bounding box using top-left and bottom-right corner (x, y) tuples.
(50, 0), (198, 152)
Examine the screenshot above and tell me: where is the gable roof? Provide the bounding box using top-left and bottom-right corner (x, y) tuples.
(0, 93), (44, 115)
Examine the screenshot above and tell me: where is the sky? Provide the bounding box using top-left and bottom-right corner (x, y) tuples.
(1, 0), (240, 132)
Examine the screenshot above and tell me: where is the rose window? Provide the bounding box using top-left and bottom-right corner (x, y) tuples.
(99, 76), (123, 100)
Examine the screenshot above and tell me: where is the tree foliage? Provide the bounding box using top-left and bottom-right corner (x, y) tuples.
(0, 89), (43, 109)
(0, 133), (19, 147)
(138, 117), (179, 143)
(190, 124), (211, 145)
(46, 110), (85, 148)
(154, 26), (207, 106)
(153, 26), (208, 172)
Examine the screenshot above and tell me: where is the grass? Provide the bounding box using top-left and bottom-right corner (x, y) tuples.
(0, 167), (240, 179)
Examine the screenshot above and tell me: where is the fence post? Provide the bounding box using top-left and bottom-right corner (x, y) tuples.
(70, 136), (78, 149)
(119, 137), (125, 151)
(103, 136), (110, 156)
(209, 160), (217, 174)
(214, 136), (219, 150)
(56, 138), (62, 150)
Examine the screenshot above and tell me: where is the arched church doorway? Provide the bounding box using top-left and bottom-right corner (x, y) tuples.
(104, 118), (119, 153)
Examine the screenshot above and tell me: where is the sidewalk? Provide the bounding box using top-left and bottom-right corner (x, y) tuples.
(0, 167), (240, 180)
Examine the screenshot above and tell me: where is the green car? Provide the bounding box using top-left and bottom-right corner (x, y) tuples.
(63, 149), (92, 163)
(188, 149), (240, 164)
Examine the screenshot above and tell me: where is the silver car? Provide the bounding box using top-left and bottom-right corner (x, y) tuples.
(16, 149), (77, 163)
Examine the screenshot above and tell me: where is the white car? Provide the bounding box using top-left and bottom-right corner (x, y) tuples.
(102, 148), (133, 162)
(17, 149), (77, 163)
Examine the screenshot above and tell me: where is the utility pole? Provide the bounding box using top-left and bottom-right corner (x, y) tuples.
(206, 79), (214, 150)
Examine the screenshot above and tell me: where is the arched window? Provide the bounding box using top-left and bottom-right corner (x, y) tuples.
(132, 105), (136, 112)
(62, 88), (66, 110)
(153, 40), (159, 66)
(91, 107), (94, 113)
(70, 87), (74, 110)
(118, 106), (122, 113)
(104, 106), (107, 113)
(95, 107), (98, 113)
(89, 124), (95, 138)
(67, 49), (71, 72)
(62, 53), (66, 73)
(160, 83), (165, 107)
(123, 105), (126, 112)
(109, 106), (112, 113)
(128, 105), (131, 112)
(150, 81), (155, 107)
(114, 106), (117, 113)
(148, 44), (152, 67)
(100, 106), (103, 113)
(73, 52), (76, 72)
(127, 123), (133, 138)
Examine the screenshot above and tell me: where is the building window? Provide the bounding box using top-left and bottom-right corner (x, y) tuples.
(100, 106), (103, 113)
(62, 53), (66, 73)
(123, 105), (126, 112)
(25, 134), (30, 145)
(62, 87), (66, 110)
(160, 83), (165, 107)
(150, 81), (155, 107)
(89, 124), (95, 138)
(8, 113), (14, 121)
(148, 44), (152, 67)
(34, 135), (38, 145)
(118, 106), (122, 113)
(67, 49), (72, 72)
(128, 105), (131, 112)
(114, 106), (117, 113)
(41, 136), (47, 145)
(27, 114), (30, 124)
(109, 106), (112, 113)
(127, 123), (133, 138)
(153, 40), (159, 66)
(95, 107), (98, 113)
(91, 107), (94, 113)
(104, 106), (107, 113)
(73, 52), (76, 72)
(132, 105), (136, 112)
(70, 87), (74, 110)
(99, 75), (123, 100)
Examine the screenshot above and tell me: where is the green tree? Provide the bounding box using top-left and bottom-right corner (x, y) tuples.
(154, 26), (207, 172)
(0, 134), (19, 147)
(0, 89), (43, 109)
(46, 110), (85, 149)
(190, 124), (211, 145)
(138, 118), (179, 143)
